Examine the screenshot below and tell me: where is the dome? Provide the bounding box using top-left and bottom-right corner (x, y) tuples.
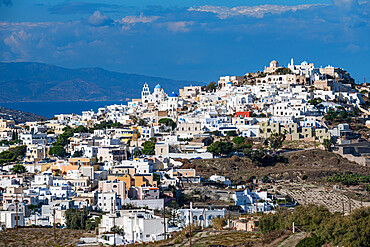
(270, 60), (279, 68)
(169, 92), (178, 97)
(302, 61), (308, 65)
(227, 82), (233, 85)
(154, 84), (162, 89)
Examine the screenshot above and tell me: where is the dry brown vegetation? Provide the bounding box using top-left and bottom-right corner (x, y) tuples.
(182, 150), (370, 184)
(0, 228), (87, 247)
(126, 230), (260, 247)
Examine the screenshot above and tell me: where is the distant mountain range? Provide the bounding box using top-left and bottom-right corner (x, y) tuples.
(0, 62), (200, 103)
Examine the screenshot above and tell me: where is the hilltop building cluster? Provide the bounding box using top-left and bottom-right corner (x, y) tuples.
(0, 59), (369, 245)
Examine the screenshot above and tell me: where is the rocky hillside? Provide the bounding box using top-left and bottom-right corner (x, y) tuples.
(0, 106), (47, 123)
(182, 150), (370, 184)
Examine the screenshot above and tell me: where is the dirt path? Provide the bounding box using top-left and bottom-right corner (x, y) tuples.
(278, 232), (307, 247)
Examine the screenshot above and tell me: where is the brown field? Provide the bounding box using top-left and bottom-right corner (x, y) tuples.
(0, 228), (87, 247)
(182, 150), (370, 184)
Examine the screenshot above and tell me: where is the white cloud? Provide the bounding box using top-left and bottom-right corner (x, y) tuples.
(3, 31), (31, 59)
(188, 4), (328, 19)
(117, 13), (159, 25)
(85, 11), (113, 27)
(0, 21), (61, 31)
(166, 21), (194, 33)
(332, 0), (359, 10)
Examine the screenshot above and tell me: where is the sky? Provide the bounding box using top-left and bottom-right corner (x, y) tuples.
(0, 0), (369, 83)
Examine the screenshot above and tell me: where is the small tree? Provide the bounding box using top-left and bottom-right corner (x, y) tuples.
(232, 136), (244, 145)
(142, 138), (157, 155)
(130, 115), (138, 124)
(49, 145), (68, 157)
(266, 133), (285, 152)
(226, 130), (238, 137)
(11, 164), (27, 174)
(203, 81), (217, 92)
(0, 151), (16, 164)
(132, 149), (142, 157)
(323, 139), (332, 152)
(138, 118), (147, 127)
(211, 217), (226, 230)
(207, 141), (234, 156)
(65, 208), (90, 230)
(212, 130), (221, 137)
(9, 145), (27, 158)
(158, 118), (177, 130)
(73, 150), (83, 157)
(274, 68), (292, 75)
(243, 148), (267, 164)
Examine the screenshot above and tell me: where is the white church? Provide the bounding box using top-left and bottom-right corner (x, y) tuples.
(141, 83), (167, 105)
(141, 83), (183, 116)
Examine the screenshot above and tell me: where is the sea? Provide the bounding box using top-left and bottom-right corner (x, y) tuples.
(0, 101), (127, 118)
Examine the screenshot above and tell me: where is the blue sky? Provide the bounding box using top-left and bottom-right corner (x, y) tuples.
(0, 0), (369, 83)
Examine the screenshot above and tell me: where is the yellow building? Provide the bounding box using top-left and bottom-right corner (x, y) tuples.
(68, 157), (96, 166)
(45, 123), (66, 134)
(107, 174), (156, 189)
(173, 169), (196, 177)
(0, 119), (15, 130)
(120, 127), (139, 143)
(62, 165), (79, 175)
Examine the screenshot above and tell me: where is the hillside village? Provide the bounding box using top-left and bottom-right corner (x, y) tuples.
(0, 59), (369, 246)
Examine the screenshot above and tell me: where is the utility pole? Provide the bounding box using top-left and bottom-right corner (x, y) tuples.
(113, 214), (116, 246)
(228, 210), (230, 230)
(163, 203), (167, 240)
(342, 199), (345, 216)
(349, 198), (352, 214)
(285, 197), (288, 225)
(202, 200), (206, 230)
(53, 208), (56, 243)
(244, 200), (247, 232)
(188, 212), (192, 247)
(15, 194), (18, 231)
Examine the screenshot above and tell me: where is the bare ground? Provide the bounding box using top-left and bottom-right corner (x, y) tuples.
(183, 150), (370, 185)
(276, 182), (370, 213)
(0, 228), (87, 247)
